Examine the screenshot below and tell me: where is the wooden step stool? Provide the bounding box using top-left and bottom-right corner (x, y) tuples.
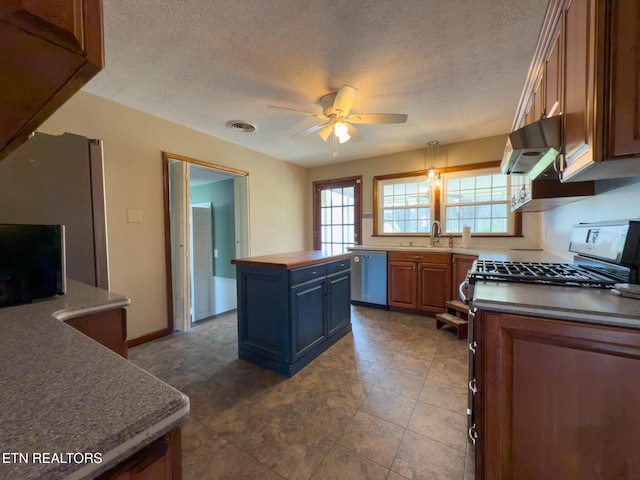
(435, 300), (469, 340)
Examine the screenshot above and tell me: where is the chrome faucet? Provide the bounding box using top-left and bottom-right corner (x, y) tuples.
(430, 220), (442, 247)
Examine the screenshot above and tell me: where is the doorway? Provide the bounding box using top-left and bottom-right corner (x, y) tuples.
(313, 176), (362, 253)
(163, 152), (250, 332)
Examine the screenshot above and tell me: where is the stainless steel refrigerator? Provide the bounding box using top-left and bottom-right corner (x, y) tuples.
(0, 132), (109, 289)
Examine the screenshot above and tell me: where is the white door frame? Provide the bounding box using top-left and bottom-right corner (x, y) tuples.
(163, 153), (250, 334)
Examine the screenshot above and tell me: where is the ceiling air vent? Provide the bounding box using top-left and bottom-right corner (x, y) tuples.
(226, 121), (257, 133)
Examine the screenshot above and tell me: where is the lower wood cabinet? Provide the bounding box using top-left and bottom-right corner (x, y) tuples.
(96, 427), (182, 480)
(452, 254), (477, 301)
(65, 307), (127, 358)
(236, 258), (351, 376)
(473, 309), (640, 479)
(387, 252), (451, 313)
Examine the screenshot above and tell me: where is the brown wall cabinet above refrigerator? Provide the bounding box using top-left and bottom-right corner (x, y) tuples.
(0, 0), (104, 161)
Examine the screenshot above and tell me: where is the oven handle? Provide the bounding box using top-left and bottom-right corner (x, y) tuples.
(459, 280), (468, 303)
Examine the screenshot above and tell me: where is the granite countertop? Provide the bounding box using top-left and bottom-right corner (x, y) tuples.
(473, 282), (640, 329)
(231, 250), (352, 269)
(0, 280), (189, 480)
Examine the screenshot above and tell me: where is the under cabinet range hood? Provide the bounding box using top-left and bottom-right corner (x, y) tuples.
(501, 115), (562, 179)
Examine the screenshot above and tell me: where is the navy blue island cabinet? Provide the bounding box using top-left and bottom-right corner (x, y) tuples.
(231, 251), (352, 376)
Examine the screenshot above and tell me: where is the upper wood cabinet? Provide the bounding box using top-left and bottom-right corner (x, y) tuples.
(561, 0), (597, 178)
(609, 0), (640, 157)
(0, 0), (104, 161)
(510, 0), (640, 183)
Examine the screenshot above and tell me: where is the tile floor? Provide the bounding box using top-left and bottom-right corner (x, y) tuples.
(129, 306), (475, 480)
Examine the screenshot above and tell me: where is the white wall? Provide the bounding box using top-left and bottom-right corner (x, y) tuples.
(541, 177), (640, 259)
(38, 92), (307, 339)
(306, 134), (541, 250)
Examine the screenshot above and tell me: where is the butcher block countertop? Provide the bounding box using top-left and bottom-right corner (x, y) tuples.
(0, 280), (189, 480)
(231, 250), (352, 270)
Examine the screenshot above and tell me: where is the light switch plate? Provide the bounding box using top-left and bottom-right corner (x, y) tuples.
(127, 209), (144, 223)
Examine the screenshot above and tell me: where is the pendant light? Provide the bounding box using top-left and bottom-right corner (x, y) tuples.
(425, 140), (441, 188)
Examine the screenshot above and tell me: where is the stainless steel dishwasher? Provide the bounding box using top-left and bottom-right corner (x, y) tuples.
(350, 250), (388, 307)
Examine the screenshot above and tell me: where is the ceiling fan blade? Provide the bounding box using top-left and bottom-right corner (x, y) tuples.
(293, 122), (331, 137)
(267, 105), (316, 116)
(346, 113), (408, 124)
(346, 123), (363, 142)
(318, 123), (334, 142)
(333, 85), (359, 116)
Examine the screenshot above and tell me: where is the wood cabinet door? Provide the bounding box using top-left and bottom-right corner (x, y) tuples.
(561, 0), (597, 179)
(478, 310), (640, 480)
(96, 428), (181, 480)
(416, 263), (451, 312)
(452, 254), (477, 301)
(291, 280), (326, 360)
(610, 0), (640, 157)
(532, 68), (544, 123)
(0, 0), (104, 160)
(326, 272), (351, 335)
(65, 308), (128, 358)
(544, 12), (563, 118)
(387, 261), (417, 309)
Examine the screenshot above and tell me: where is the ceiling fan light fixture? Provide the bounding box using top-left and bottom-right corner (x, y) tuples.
(334, 122), (351, 144)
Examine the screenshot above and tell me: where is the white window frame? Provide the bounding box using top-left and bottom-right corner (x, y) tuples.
(441, 167), (514, 235)
(375, 174), (433, 236)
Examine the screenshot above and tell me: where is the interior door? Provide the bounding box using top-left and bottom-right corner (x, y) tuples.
(191, 204), (214, 322)
(168, 160), (190, 331)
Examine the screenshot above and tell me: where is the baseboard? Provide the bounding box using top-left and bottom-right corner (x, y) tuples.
(127, 327), (173, 348)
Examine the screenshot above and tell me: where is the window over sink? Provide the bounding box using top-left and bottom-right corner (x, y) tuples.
(442, 169), (510, 234)
(373, 164), (518, 237)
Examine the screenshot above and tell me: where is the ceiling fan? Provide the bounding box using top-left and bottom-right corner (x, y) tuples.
(267, 85), (408, 147)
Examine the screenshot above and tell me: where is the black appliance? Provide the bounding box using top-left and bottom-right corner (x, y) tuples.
(462, 219), (640, 445)
(0, 224), (66, 307)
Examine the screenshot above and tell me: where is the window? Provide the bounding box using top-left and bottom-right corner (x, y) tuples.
(377, 175), (431, 234)
(374, 165), (515, 236)
(443, 170), (510, 234)
(313, 177), (362, 254)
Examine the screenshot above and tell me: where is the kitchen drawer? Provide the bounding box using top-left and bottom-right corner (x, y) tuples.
(327, 258), (350, 275)
(290, 263), (327, 286)
(388, 251), (452, 264)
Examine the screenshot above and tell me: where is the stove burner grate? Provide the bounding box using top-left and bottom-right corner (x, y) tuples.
(469, 260), (619, 288)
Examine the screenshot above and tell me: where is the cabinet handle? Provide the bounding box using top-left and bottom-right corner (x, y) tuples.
(337, 263), (345, 267)
(469, 340), (477, 354)
(305, 271), (318, 276)
(411, 255), (423, 259)
(468, 424), (478, 445)
(469, 378), (477, 395)
(553, 152), (566, 172)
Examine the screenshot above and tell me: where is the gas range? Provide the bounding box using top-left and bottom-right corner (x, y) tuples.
(468, 260), (623, 288)
(466, 220), (640, 292)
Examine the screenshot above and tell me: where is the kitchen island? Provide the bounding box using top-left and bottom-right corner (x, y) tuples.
(0, 280), (189, 480)
(232, 250), (351, 377)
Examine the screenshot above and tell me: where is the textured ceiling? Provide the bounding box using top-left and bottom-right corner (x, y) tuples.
(84, 0), (549, 168)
